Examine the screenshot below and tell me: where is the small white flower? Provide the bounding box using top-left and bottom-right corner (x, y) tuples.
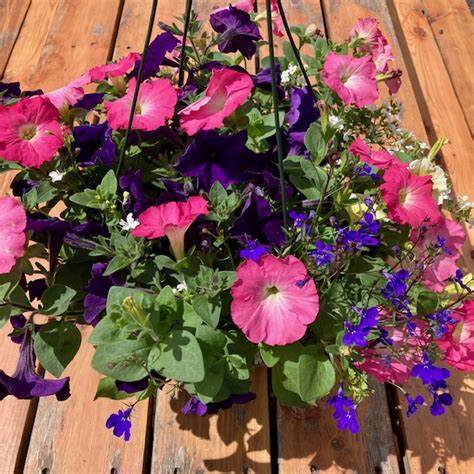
(458, 195), (474, 211)
(328, 115), (344, 131)
(172, 282), (188, 295)
(49, 170), (65, 182)
(281, 70), (291, 85)
(119, 213), (140, 231)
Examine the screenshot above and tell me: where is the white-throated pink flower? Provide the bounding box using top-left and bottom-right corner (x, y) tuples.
(230, 254), (319, 346)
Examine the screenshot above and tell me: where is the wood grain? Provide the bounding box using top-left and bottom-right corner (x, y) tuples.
(277, 379), (400, 473)
(0, 0), (31, 77)
(151, 366), (271, 473)
(321, 0), (428, 139)
(421, 0), (474, 134)
(391, 0), (474, 262)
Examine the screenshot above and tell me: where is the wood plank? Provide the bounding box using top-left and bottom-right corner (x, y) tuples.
(0, 324), (36, 473)
(321, 0), (428, 139)
(23, 327), (150, 474)
(391, 0), (474, 261)
(0, 0), (31, 77)
(151, 366), (271, 473)
(278, 380), (400, 473)
(422, 0), (474, 134)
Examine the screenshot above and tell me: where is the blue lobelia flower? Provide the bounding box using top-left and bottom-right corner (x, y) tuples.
(427, 309), (457, 338)
(327, 384), (359, 434)
(343, 306), (380, 347)
(380, 268), (411, 312)
(73, 122), (116, 167)
(176, 130), (260, 192)
(309, 240), (336, 266)
(338, 212), (379, 251)
(0, 330), (70, 401)
(210, 6), (262, 59)
(411, 353), (450, 390)
(240, 239), (269, 262)
(429, 390), (453, 416)
(106, 406), (133, 441)
(354, 163), (380, 181)
(405, 393), (424, 417)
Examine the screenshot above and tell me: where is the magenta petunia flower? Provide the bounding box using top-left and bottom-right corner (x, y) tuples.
(105, 77), (177, 131)
(322, 52), (378, 107)
(349, 137), (402, 169)
(437, 301), (474, 371)
(43, 72), (91, 109)
(380, 165), (441, 227)
(230, 255), (319, 346)
(0, 96), (63, 168)
(89, 52), (141, 82)
(179, 68), (254, 136)
(0, 197), (26, 274)
(131, 196), (209, 260)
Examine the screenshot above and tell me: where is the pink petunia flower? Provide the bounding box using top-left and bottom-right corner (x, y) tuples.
(0, 96), (63, 168)
(0, 197), (26, 274)
(43, 72), (91, 109)
(131, 196), (209, 260)
(322, 52), (378, 107)
(179, 68), (254, 136)
(357, 320), (430, 384)
(349, 137), (402, 169)
(105, 77), (177, 131)
(230, 255), (319, 346)
(437, 300), (474, 371)
(270, 0), (284, 37)
(380, 165), (441, 227)
(89, 52), (141, 82)
(350, 17), (385, 52)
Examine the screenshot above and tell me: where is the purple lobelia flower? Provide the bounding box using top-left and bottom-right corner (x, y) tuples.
(130, 32), (178, 81)
(119, 169), (152, 215)
(231, 193), (285, 246)
(411, 353), (450, 390)
(429, 389), (453, 416)
(84, 262), (124, 325)
(405, 393), (424, 417)
(309, 240), (336, 267)
(239, 239), (269, 262)
(176, 130), (258, 191)
(73, 122), (116, 166)
(327, 384), (359, 434)
(0, 330), (70, 400)
(210, 6), (262, 59)
(343, 306), (379, 347)
(106, 406), (133, 441)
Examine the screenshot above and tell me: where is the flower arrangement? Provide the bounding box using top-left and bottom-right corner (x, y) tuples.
(0, 2), (473, 443)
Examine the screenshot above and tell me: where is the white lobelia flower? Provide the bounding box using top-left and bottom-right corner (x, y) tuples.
(172, 281), (188, 295)
(119, 213), (140, 231)
(49, 170), (66, 182)
(328, 114), (344, 131)
(409, 158), (449, 204)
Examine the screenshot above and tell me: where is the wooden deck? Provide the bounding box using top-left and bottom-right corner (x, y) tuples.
(0, 0), (473, 472)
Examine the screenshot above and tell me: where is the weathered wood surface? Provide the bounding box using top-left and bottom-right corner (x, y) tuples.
(0, 0), (473, 472)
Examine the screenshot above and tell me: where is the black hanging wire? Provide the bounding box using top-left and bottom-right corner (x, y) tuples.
(266, 0), (288, 231)
(115, 0), (159, 176)
(178, 0), (193, 87)
(275, 0), (317, 103)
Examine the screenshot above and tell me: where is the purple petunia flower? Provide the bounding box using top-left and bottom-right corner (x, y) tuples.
(129, 32), (178, 81)
(84, 262), (124, 325)
(327, 384), (359, 434)
(74, 92), (105, 110)
(9, 315), (27, 345)
(252, 65), (284, 98)
(116, 377), (149, 394)
(0, 330), (70, 400)
(181, 393), (256, 416)
(73, 122), (116, 167)
(119, 169), (152, 215)
(176, 130), (259, 192)
(0, 81), (21, 101)
(181, 396), (209, 416)
(231, 193), (285, 246)
(106, 406), (133, 441)
(210, 6), (262, 59)
(11, 179), (38, 197)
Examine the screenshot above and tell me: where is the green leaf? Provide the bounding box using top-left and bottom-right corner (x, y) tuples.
(34, 321), (82, 377)
(92, 337), (151, 381)
(41, 285), (77, 315)
(103, 255), (134, 276)
(94, 377), (129, 400)
(304, 122), (327, 165)
(259, 344), (280, 368)
(192, 295), (221, 328)
(416, 290), (440, 315)
(69, 189), (98, 208)
(99, 169), (118, 196)
(196, 325), (227, 351)
(149, 330), (205, 383)
(89, 315), (130, 345)
(0, 305), (13, 329)
(191, 358), (226, 403)
(297, 346), (336, 402)
(272, 358), (305, 406)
